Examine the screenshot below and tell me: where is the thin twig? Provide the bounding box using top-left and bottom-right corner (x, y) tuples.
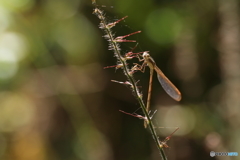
(92, 3), (168, 160)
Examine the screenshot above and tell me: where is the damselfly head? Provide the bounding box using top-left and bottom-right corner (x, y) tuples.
(143, 52), (150, 58)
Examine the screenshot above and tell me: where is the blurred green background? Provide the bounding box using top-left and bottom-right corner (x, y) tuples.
(0, 0), (240, 160)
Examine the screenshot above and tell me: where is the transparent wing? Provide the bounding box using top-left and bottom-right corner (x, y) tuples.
(154, 66), (181, 101)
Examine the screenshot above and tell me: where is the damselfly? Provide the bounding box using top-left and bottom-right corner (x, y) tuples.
(138, 52), (181, 127)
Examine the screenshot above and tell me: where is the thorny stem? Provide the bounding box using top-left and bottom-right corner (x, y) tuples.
(92, 3), (167, 160)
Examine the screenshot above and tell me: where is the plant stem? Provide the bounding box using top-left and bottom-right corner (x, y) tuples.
(93, 4), (167, 160)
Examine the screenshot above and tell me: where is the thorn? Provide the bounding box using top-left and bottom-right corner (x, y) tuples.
(114, 31), (141, 43)
(104, 63), (124, 69)
(114, 40), (137, 43)
(106, 16), (128, 28)
(119, 110), (147, 120)
(111, 80), (132, 86)
(159, 127), (179, 148)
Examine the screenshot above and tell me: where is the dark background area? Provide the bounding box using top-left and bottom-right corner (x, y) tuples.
(0, 0), (239, 160)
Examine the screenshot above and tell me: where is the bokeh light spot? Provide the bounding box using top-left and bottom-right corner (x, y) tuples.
(0, 92), (35, 132)
(0, 0), (34, 11)
(0, 32), (28, 79)
(0, 7), (11, 32)
(53, 15), (98, 63)
(145, 8), (182, 45)
(156, 105), (196, 136)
